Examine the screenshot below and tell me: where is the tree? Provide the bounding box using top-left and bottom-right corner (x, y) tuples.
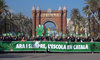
(0, 0), (8, 14)
(70, 8), (82, 35)
(84, 0), (100, 37)
(10, 13), (32, 35)
(0, 0), (9, 34)
(83, 5), (91, 35)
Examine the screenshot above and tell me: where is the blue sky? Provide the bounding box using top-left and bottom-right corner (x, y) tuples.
(6, 0), (86, 18)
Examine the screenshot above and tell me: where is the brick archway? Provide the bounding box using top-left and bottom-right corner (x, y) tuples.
(32, 6), (67, 36)
(42, 19), (58, 30)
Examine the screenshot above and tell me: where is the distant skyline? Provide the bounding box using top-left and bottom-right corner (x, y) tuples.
(6, 0), (86, 18)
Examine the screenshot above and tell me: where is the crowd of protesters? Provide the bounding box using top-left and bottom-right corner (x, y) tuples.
(0, 35), (100, 42)
(33, 36), (100, 42)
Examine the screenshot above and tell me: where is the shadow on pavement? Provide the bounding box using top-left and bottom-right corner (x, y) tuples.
(0, 54), (27, 58)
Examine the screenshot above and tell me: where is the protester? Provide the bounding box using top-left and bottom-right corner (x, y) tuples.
(0, 34), (99, 42)
(0, 36), (3, 41)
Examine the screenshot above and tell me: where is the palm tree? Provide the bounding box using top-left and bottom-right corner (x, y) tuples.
(0, 0), (32, 36)
(71, 8), (81, 35)
(0, 0), (8, 14)
(0, 0), (9, 34)
(83, 5), (91, 36)
(11, 13), (32, 35)
(85, 0), (100, 36)
(85, 0), (98, 13)
(97, 0), (100, 34)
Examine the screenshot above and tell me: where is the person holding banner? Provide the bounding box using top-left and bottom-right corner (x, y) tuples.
(21, 37), (25, 41)
(0, 36), (3, 41)
(91, 38), (94, 42)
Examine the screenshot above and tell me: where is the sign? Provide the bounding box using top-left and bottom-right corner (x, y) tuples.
(0, 41), (47, 51)
(36, 25), (44, 36)
(0, 41), (100, 52)
(41, 13), (60, 17)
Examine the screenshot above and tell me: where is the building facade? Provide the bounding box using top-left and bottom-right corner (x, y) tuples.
(32, 6), (67, 36)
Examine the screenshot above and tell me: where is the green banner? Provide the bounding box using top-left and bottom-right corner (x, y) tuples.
(48, 42), (90, 52)
(0, 41), (47, 51)
(0, 41), (100, 52)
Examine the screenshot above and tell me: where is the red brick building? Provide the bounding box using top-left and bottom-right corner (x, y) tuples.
(32, 6), (67, 36)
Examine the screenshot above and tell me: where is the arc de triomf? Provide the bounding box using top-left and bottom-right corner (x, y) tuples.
(32, 6), (67, 36)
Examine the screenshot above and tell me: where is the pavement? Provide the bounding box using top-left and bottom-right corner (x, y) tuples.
(0, 53), (100, 60)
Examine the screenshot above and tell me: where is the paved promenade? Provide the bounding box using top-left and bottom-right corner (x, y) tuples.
(0, 53), (100, 60)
